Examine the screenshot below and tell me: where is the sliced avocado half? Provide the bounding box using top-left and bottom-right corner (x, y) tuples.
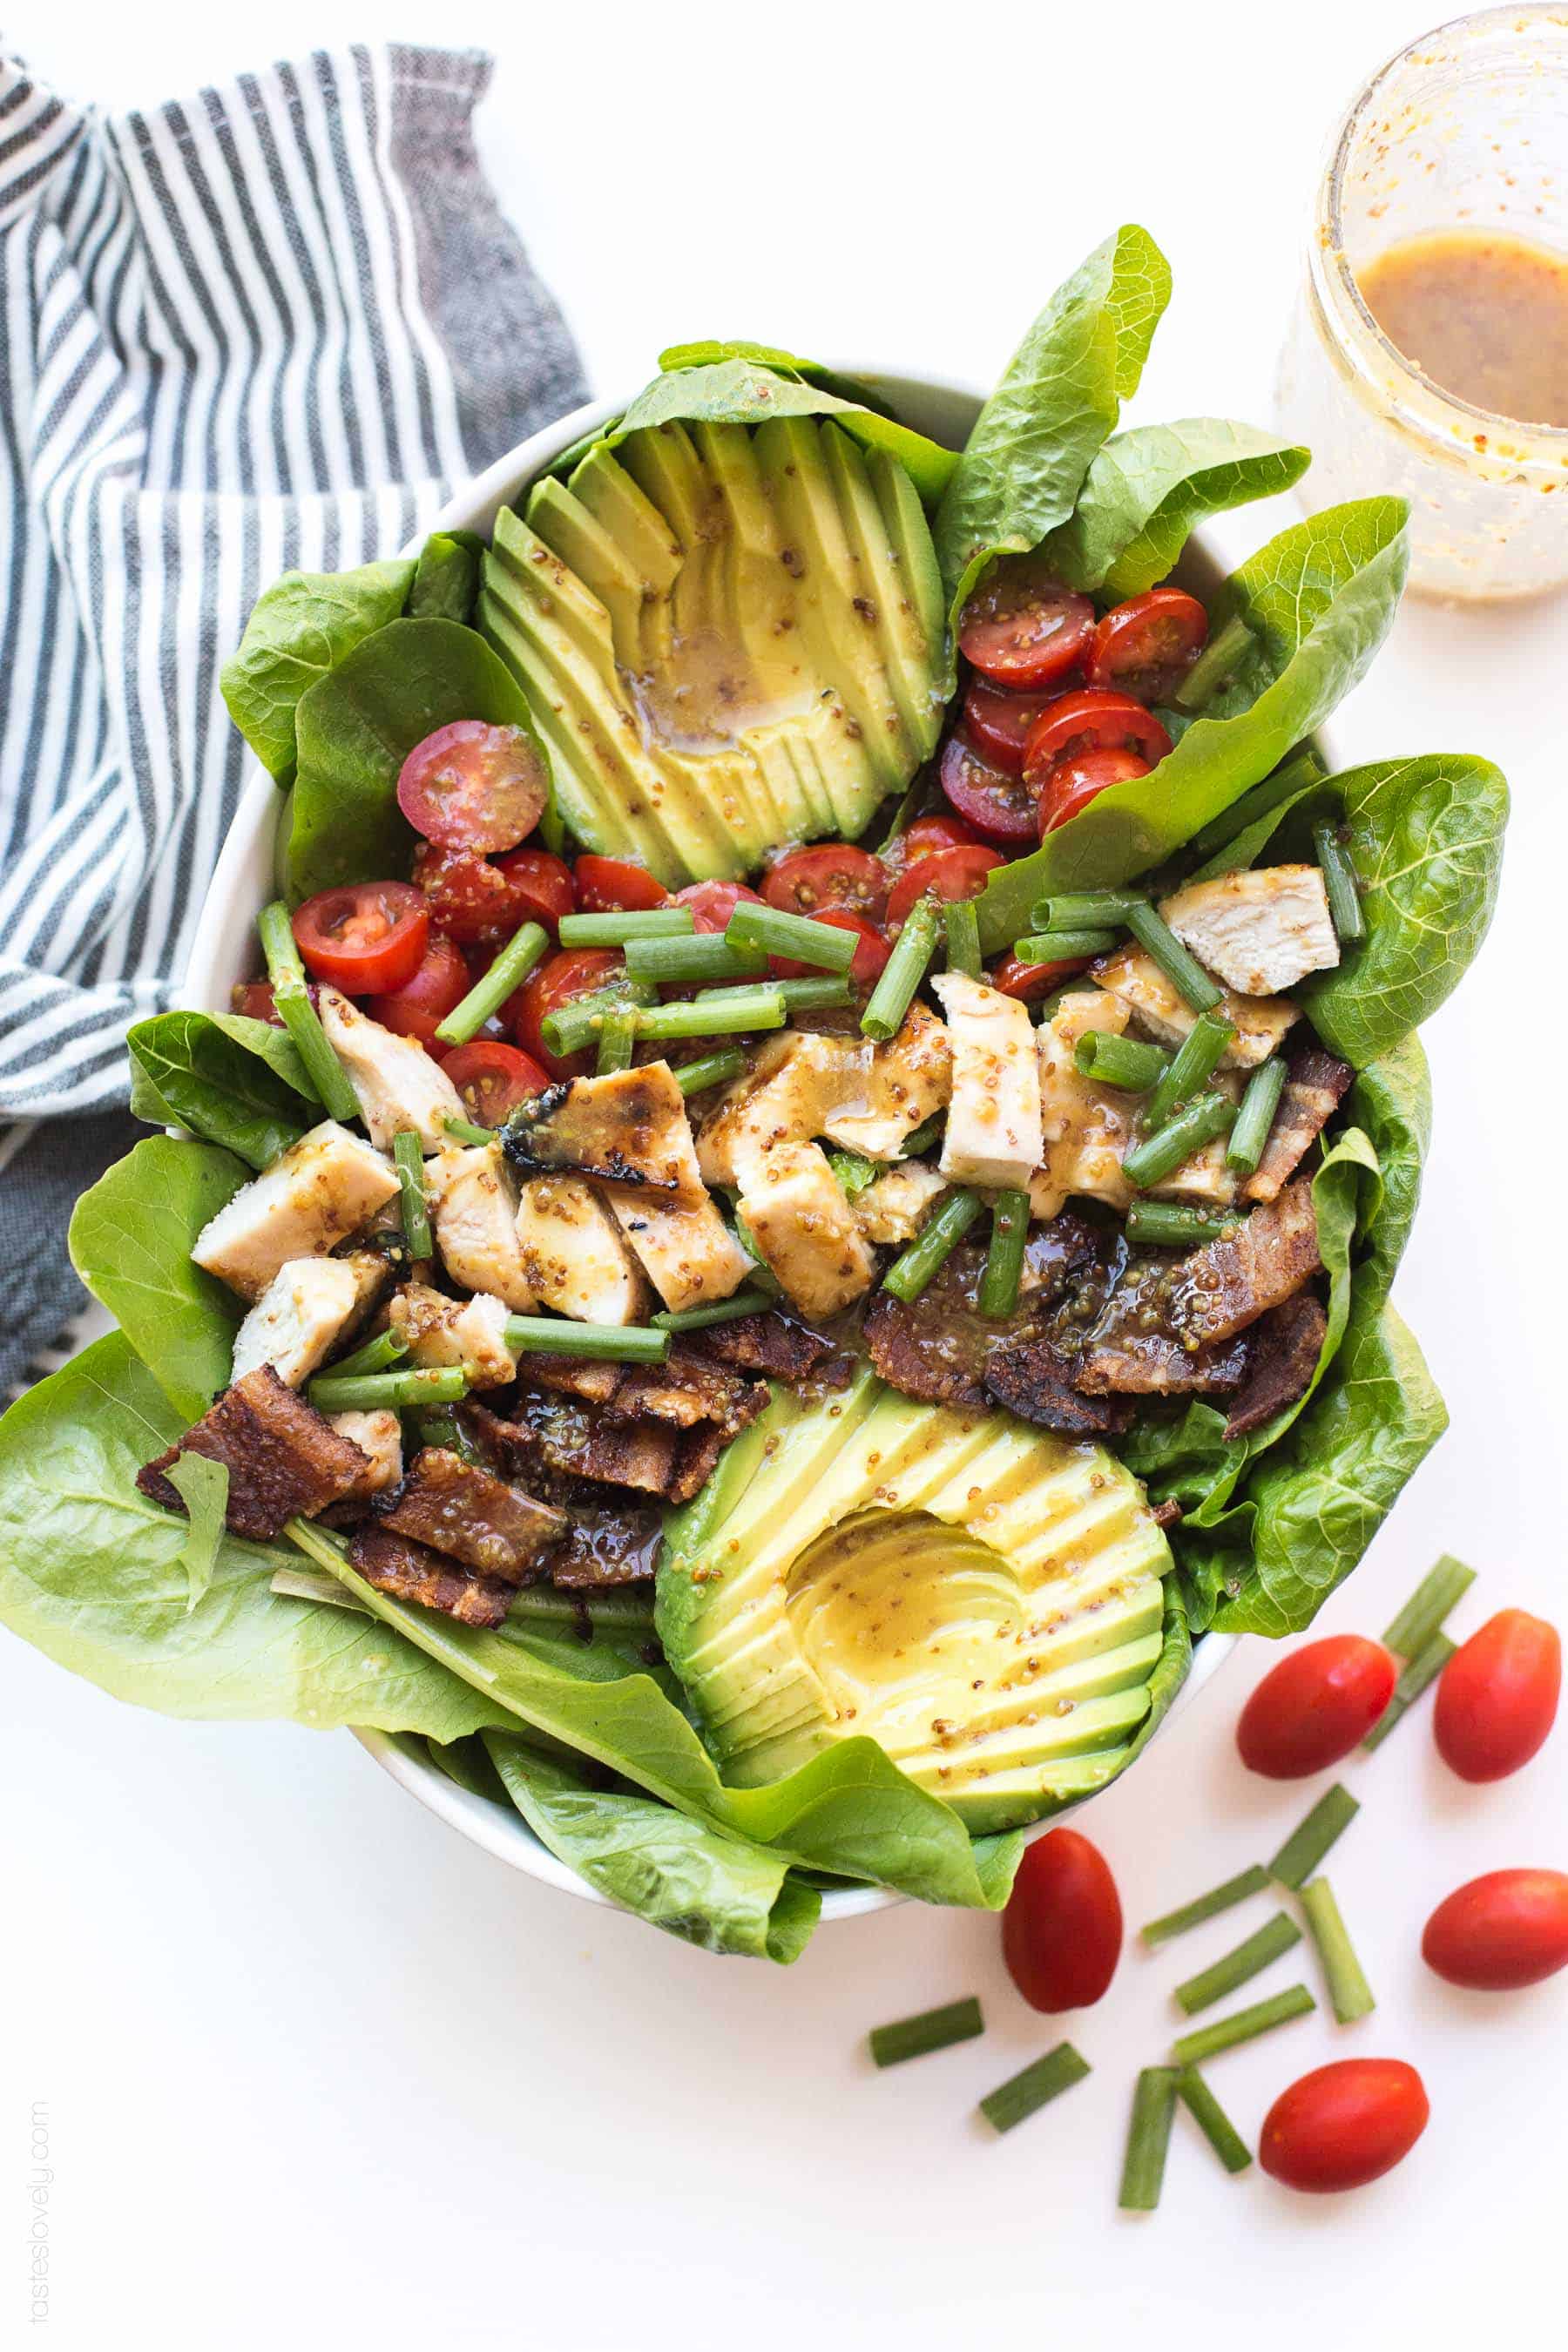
(656, 1371), (1175, 1833)
(476, 418), (945, 884)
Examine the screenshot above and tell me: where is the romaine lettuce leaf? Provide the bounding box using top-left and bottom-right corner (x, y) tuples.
(1038, 418), (1309, 600)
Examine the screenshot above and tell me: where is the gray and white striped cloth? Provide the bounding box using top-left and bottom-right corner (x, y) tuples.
(0, 44), (586, 1397)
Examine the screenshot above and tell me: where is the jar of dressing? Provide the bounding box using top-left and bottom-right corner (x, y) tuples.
(1277, 5), (1568, 601)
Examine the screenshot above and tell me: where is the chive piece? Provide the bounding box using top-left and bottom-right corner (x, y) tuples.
(771, 975), (854, 1014)
(308, 1365), (468, 1414)
(1171, 1984), (1315, 2067)
(327, 1327), (409, 1381)
(725, 900), (858, 972)
(1299, 1876), (1375, 2023)
(1175, 2067), (1253, 2173)
(596, 1007), (636, 1073)
(1140, 1863), (1270, 1947)
(862, 896), (941, 1042)
(1030, 889), (1148, 929)
(1125, 1201), (1229, 1250)
(899, 1112), (945, 1159)
(1184, 749), (1324, 864)
(1362, 1632), (1456, 1752)
(1382, 1554), (1477, 1659)
(1173, 1911), (1303, 2017)
(1125, 900), (1224, 1013)
(632, 988), (787, 1041)
(1145, 1010), (1236, 1130)
(1074, 1031), (1170, 1092)
(945, 898), (982, 978)
(1225, 1056), (1288, 1175)
(1119, 2069), (1180, 2211)
(557, 907), (693, 946)
(867, 1995), (983, 2069)
(881, 1189), (983, 1303)
(433, 917), (549, 1047)
(1313, 820), (1366, 945)
(1170, 612), (1255, 713)
(651, 1288), (774, 1333)
(625, 932), (768, 987)
(1269, 1784), (1359, 1890)
(443, 1114), (497, 1147)
(502, 1315), (670, 1365)
(256, 900), (361, 1122)
(978, 1188), (1030, 1317)
(542, 981), (652, 1060)
(392, 1130), (433, 1259)
(409, 1402), (479, 1463)
(1010, 928), (1120, 963)
(977, 2042), (1091, 2135)
(674, 1048), (747, 1098)
(1122, 1090), (1237, 1191)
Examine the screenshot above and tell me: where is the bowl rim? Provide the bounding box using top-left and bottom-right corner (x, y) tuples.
(184, 362), (1253, 1927)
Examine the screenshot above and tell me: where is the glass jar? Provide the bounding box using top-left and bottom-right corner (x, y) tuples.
(1277, 6), (1568, 602)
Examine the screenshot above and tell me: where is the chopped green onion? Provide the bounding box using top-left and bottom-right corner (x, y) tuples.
(1382, 1554), (1476, 1659)
(899, 1112), (945, 1159)
(1125, 1201), (1230, 1250)
(1313, 820), (1366, 945)
(771, 975), (853, 1014)
(433, 917), (549, 1047)
(633, 988), (787, 1041)
(541, 980), (656, 1061)
(502, 1315), (670, 1365)
(977, 2042), (1091, 2134)
(1225, 1056), (1288, 1175)
(1125, 900), (1224, 1013)
(1170, 612), (1255, 713)
(1362, 1632), (1456, 1752)
(1171, 1984), (1315, 2067)
(1119, 2068), (1179, 2211)
(862, 896), (941, 1043)
(725, 900), (858, 972)
(1140, 1864), (1270, 1947)
(945, 898), (982, 977)
(1184, 749), (1324, 865)
(1122, 1090), (1237, 1191)
(256, 900), (361, 1122)
(1299, 1877), (1375, 2023)
(867, 1995), (983, 2069)
(392, 1130), (432, 1259)
(881, 1188), (983, 1303)
(443, 1113), (497, 1146)
(308, 1366), (468, 1414)
(327, 1327), (409, 1381)
(651, 1288), (773, 1333)
(1145, 1010), (1236, 1129)
(827, 1148), (882, 1201)
(978, 1188), (1030, 1317)
(625, 932), (767, 987)
(596, 1007), (636, 1073)
(1175, 2067), (1252, 2173)
(1269, 1783), (1359, 1890)
(1010, 928), (1119, 963)
(1030, 889), (1148, 929)
(409, 1402), (479, 1463)
(673, 1047), (747, 1098)
(558, 907), (693, 946)
(1073, 1031), (1170, 1092)
(1173, 1910), (1303, 2017)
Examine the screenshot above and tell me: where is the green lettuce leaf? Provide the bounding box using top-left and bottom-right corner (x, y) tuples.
(408, 531), (482, 624)
(658, 340), (900, 419)
(126, 1010), (317, 1169)
(1038, 419), (1310, 600)
(165, 1454), (228, 1612)
(220, 559), (415, 784)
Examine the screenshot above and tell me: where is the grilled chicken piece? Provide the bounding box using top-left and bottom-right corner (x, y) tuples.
(348, 1524), (514, 1629)
(328, 1409), (402, 1498)
(390, 1283), (517, 1388)
(316, 988), (463, 1150)
(513, 1173), (650, 1324)
(1243, 1047), (1355, 1204)
(192, 1121), (399, 1301)
(820, 1004), (951, 1159)
(1037, 990), (1139, 1213)
(376, 1447), (565, 1581)
(138, 1366), (372, 1538)
(851, 1161), (949, 1246)
(931, 971), (1042, 1189)
(695, 1033), (854, 1189)
(425, 1143), (538, 1311)
(1223, 1294), (1329, 1438)
(230, 1256), (363, 1388)
(607, 1185), (754, 1315)
(1159, 865), (1341, 997)
(1176, 1176), (1322, 1348)
(736, 1140), (876, 1317)
(1090, 945), (1298, 1068)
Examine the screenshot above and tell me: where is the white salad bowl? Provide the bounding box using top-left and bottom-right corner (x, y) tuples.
(185, 366), (1252, 1925)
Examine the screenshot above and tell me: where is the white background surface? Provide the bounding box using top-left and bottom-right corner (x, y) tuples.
(4, 2), (1566, 2344)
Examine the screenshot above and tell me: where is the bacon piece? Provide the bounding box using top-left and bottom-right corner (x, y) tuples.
(348, 1524), (514, 1629)
(138, 1367), (370, 1540)
(1223, 1294), (1329, 1438)
(1243, 1048), (1354, 1205)
(375, 1447), (566, 1581)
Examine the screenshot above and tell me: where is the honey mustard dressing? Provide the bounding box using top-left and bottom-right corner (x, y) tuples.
(1356, 228), (1568, 430)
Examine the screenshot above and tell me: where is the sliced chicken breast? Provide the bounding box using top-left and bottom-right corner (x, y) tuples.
(192, 1121), (400, 1301)
(317, 987), (463, 1151)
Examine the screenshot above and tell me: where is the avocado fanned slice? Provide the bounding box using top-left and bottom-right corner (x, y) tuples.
(655, 1372), (1175, 1833)
(476, 418), (945, 884)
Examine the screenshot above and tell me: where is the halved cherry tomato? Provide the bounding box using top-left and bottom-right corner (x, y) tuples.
(673, 880), (767, 934)
(493, 846), (576, 936)
(991, 950), (1092, 1001)
(963, 679), (1056, 775)
(884, 843), (1004, 929)
(958, 558), (1094, 689)
(291, 881), (429, 995)
(439, 1038), (551, 1125)
(1036, 747), (1151, 837)
(1434, 1609), (1561, 1782)
(510, 947), (625, 1081)
(1260, 2061), (1429, 2194)
(363, 932), (469, 1044)
(897, 813), (982, 864)
(771, 909), (890, 988)
(1002, 1828), (1122, 2012)
(412, 842), (573, 946)
(1022, 687), (1173, 783)
(573, 855), (669, 913)
(1086, 585), (1209, 703)
(764, 843), (889, 924)
(396, 720), (548, 853)
(1422, 1869), (1568, 1990)
(232, 980), (282, 1025)
(938, 731), (1037, 843)
(1236, 1635), (1398, 1779)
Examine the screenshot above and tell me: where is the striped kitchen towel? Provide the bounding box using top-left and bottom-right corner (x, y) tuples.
(0, 45), (587, 1399)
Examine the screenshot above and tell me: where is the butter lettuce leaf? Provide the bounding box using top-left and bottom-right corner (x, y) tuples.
(1039, 418), (1309, 600)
